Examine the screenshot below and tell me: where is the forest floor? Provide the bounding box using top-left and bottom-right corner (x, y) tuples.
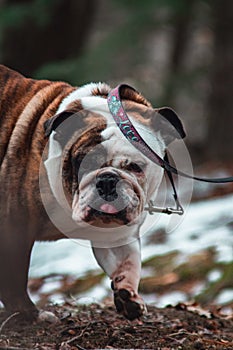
(0, 301), (232, 350)
(0, 167), (232, 350)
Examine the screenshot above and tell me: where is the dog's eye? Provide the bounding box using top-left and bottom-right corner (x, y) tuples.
(74, 150), (107, 178)
(127, 162), (145, 173)
(78, 154), (100, 174)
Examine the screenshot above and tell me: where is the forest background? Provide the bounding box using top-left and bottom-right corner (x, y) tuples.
(0, 0), (233, 165)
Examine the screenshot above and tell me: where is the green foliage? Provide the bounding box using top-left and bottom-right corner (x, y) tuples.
(0, 0), (59, 28)
(196, 261), (233, 305)
(34, 0), (208, 92)
(35, 0), (162, 83)
(0, 0), (213, 119)
(113, 0), (189, 12)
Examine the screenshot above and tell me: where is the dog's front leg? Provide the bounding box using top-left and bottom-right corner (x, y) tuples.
(92, 239), (146, 320)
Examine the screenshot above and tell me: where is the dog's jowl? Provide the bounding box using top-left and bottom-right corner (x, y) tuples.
(0, 65), (185, 321)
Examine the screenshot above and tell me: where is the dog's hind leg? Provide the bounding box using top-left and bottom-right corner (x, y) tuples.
(92, 239), (146, 320)
(0, 223), (38, 321)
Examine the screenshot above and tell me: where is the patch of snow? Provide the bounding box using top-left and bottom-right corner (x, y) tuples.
(141, 194), (233, 262)
(190, 282), (206, 296)
(30, 239), (100, 278)
(29, 194), (233, 305)
(46, 293), (66, 305)
(207, 269), (222, 283)
(39, 279), (62, 294)
(215, 289), (233, 304)
(73, 285), (108, 305)
(154, 291), (187, 307)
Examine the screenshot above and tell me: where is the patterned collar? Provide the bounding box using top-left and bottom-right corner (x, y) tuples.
(107, 84), (184, 216)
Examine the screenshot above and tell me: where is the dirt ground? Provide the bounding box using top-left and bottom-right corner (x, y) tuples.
(0, 302), (232, 350)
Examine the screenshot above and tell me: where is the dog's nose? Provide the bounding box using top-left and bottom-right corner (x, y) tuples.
(96, 172), (119, 202)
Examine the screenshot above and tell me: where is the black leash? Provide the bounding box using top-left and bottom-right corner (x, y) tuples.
(145, 152), (185, 215)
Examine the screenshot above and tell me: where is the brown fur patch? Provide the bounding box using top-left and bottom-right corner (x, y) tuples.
(120, 86), (151, 108)
(123, 101), (154, 127)
(0, 65), (75, 235)
(61, 112), (107, 201)
(91, 84), (110, 98)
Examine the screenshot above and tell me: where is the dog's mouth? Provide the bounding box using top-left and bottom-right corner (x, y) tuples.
(72, 171), (143, 227)
(72, 192), (140, 227)
(85, 204), (129, 225)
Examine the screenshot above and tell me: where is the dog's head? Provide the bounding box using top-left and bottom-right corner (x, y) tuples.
(44, 83), (185, 229)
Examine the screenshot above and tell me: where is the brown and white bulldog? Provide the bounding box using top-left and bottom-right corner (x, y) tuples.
(0, 65), (185, 321)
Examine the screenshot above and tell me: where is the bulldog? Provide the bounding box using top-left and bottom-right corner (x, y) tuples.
(0, 65), (185, 321)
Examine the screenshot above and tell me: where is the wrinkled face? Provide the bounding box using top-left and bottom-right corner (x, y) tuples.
(71, 128), (164, 227)
(58, 104), (166, 229)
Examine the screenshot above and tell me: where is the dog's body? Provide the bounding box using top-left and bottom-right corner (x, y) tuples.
(0, 65), (185, 320)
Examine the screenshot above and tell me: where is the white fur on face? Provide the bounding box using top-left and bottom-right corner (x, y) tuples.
(99, 133), (164, 203)
(44, 130), (72, 214)
(80, 91), (165, 200)
(44, 83), (111, 210)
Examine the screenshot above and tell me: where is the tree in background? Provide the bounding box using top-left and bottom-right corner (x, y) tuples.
(206, 0), (233, 163)
(0, 0), (96, 76)
(0, 0), (232, 165)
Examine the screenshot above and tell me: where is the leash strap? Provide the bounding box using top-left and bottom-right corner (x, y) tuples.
(145, 152), (184, 216)
(107, 84), (233, 184)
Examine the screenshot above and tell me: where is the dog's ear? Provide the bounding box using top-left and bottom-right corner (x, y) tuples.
(44, 110), (86, 147)
(152, 107), (186, 146)
(44, 111), (75, 137)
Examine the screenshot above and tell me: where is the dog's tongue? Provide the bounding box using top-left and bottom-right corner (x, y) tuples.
(100, 203), (118, 214)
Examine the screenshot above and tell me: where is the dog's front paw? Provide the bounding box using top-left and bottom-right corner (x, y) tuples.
(113, 288), (146, 320)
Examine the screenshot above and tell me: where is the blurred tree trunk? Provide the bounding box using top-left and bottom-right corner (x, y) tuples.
(162, 0), (195, 106)
(206, 0), (233, 163)
(1, 0), (97, 76)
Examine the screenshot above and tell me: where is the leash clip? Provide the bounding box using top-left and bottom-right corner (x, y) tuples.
(145, 200), (184, 216)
